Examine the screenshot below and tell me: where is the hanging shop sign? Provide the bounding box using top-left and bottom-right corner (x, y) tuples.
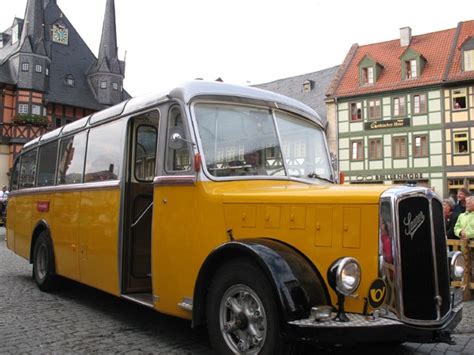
(364, 118), (410, 130)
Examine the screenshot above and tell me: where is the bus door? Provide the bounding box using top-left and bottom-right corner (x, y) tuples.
(121, 110), (159, 303)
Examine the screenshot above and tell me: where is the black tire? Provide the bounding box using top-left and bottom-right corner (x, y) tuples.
(32, 231), (59, 292)
(206, 258), (288, 355)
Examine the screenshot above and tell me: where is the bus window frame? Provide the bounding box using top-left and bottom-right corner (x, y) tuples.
(134, 124), (158, 183)
(18, 148), (38, 190)
(163, 104), (194, 176)
(36, 140), (60, 188)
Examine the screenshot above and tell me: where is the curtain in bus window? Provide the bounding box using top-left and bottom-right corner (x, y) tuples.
(84, 120), (126, 182)
(19, 149), (37, 189)
(57, 131), (87, 185)
(37, 141), (58, 187)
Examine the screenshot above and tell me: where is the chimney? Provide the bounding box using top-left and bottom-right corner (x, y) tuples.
(400, 27), (412, 47)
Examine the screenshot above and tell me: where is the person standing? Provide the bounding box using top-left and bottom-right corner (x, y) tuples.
(453, 188), (470, 215)
(443, 198), (459, 239)
(454, 196), (474, 239)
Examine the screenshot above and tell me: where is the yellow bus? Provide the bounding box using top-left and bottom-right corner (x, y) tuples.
(7, 81), (465, 353)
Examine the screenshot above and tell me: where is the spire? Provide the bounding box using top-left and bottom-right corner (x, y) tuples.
(20, 0), (46, 49)
(98, 0), (118, 65)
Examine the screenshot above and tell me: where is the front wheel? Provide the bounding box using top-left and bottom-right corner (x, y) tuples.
(32, 231), (59, 292)
(207, 259), (287, 354)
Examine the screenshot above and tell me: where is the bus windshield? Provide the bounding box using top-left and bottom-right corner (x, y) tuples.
(194, 103), (333, 182)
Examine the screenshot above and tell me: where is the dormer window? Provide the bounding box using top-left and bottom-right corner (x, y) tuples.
(400, 48), (425, 80)
(363, 67), (374, 85)
(461, 37), (474, 72)
(358, 55), (382, 86)
(302, 80), (313, 93)
(405, 59), (417, 79)
(11, 24), (19, 44)
(65, 74), (75, 87)
(465, 49), (474, 71)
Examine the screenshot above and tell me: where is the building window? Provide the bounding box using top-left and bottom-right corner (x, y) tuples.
(18, 104), (29, 114)
(368, 139), (382, 160)
(100, 81), (107, 89)
(413, 94), (427, 114)
(21, 63), (29, 71)
(350, 140), (364, 161)
(112, 82), (119, 90)
(31, 105), (42, 116)
(65, 74), (75, 87)
(368, 99), (381, 119)
(45, 67), (49, 76)
(302, 80), (313, 93)
(350, 102), (363, 121)
(393, 96), (406, 117)
(453, 131), (469, 154)
(413, 135), (428, 157)
(452, 88), (467, 110)
(393, 136), (407, 158)
(405, 59), (417, 79)
(35, 64), (42, 73)
(362, 67), (374, 85)
(464, 49), (474, 71)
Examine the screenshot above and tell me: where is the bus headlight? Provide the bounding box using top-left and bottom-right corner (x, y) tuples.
(449, 251), (465, 281)
(327, 257), (361, 296)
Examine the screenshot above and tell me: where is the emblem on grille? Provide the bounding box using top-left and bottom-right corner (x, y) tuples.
(403, 211), (425, 240)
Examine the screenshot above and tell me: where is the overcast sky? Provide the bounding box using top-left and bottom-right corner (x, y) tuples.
(2, 0), (473, 96)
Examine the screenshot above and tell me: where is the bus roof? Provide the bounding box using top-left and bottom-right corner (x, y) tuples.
(22, 81), (324, 151)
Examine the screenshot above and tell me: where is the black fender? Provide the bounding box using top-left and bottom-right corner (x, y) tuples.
(29, 219), (51, 263)
(192, 238), (329, 329)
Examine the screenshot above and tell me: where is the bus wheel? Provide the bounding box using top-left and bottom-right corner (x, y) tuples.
(33, 231), (59, 292)
(207, 259), (285, 355)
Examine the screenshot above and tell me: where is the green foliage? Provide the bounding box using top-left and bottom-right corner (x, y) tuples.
(12, 114), (49, 127)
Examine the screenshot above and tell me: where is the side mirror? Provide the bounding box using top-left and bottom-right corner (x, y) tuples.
(168, 127), (186, 150)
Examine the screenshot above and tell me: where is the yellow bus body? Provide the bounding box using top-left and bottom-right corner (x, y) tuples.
(8, 180), (384, 318)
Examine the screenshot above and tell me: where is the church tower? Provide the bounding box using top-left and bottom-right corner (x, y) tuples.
(88, 0), (125, 106)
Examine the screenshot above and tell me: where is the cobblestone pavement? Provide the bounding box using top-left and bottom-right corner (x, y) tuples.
(2, 226), (474, 354)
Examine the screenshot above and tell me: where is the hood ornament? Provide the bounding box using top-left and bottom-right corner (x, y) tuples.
(403, 211), (425, 240)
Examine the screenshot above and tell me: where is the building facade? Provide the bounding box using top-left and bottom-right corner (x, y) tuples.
(327, 21), (474, 197)
(0, 0), (129, 187)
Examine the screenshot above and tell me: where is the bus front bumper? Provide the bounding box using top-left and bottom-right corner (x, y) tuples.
(287, 303), (462, 345)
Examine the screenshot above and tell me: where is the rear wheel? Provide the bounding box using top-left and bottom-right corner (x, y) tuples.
(33, 231), (59, 292)
(207, 259), (287, 354)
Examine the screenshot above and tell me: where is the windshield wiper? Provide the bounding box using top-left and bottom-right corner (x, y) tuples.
(307, 172), (334, 183)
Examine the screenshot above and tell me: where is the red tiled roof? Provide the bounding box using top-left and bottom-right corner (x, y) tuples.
(332, 21), (474, 98)
(446, 20), (474, 82)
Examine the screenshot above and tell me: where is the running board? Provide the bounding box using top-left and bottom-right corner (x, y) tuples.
(121, 293), (154, 308)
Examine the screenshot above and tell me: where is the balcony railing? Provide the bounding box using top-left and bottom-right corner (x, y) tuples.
(0, 122), (48, 143)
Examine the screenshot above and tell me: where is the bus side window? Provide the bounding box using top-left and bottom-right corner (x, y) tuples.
(19, 149), (38, 189)
(135, 125), (157, 182)
(166, 107), (191, 172)
(84, 120), (126, 182)
(57, 131), (87, 185)
(37, 141), (59, 187)
(11, 158), (21, 190)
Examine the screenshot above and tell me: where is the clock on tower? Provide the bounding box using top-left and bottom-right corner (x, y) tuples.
(52, 24), (69, 45)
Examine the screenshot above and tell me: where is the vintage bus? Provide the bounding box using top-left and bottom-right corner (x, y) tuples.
(6, 81), (465, 354)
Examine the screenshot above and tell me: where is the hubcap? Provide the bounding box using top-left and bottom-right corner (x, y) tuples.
(36, 244), (48, 280)
(219, 284), (267, 354)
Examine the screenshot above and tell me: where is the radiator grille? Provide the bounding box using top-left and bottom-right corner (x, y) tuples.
(397, 195), (450, 321)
